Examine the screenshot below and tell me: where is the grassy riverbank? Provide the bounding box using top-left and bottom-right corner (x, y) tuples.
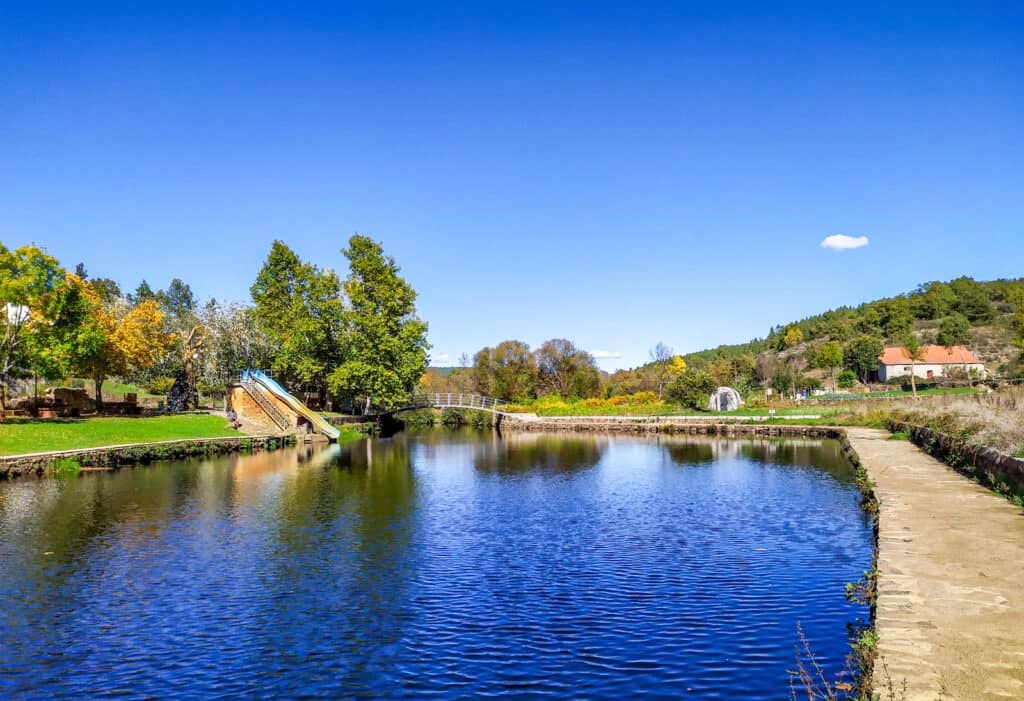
(502, 395), (831, 417)
(0, 415), (241, 456)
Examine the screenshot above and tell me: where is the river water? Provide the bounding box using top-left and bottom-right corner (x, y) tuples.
(0, 431), (872, 699)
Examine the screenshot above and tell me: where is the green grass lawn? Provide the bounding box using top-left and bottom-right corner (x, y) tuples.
(0, 414), (241, 456)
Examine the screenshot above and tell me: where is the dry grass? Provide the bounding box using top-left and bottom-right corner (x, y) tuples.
(823, 386), (1024, 456)
(890, 386), (1024, 456)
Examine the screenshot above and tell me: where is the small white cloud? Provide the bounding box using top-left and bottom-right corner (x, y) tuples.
(821, 234), (870, 250)
(430, 353), (450, 365)
(590, 350), (622, 359)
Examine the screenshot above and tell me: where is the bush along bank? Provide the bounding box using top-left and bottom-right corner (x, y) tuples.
(399, 408), (497, 429)
(889, 420), (1024, 505)
(1, 434), (296, 479)
(839, 432), (881, 700)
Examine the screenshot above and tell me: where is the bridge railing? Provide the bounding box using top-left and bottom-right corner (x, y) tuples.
(409, 393), (510, 413)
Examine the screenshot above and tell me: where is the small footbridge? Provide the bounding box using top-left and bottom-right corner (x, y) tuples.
(376, 393), (512, 417)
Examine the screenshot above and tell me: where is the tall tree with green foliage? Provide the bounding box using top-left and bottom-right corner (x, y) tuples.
(28, 272), (104, 383)
(328, 235), (429, 412)
(843, 335), (884, 384)
(251, 241), (344, 398)
(815, 341), (843, 392)
(535, 339), (601, 398)
(473, 340), (537, 400)
(950, 276), (994, 322)
(0, 244), (65, 412)
(936, 313), (972, 348)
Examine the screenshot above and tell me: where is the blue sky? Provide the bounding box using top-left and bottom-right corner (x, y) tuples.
(1, 2), (1021, 370)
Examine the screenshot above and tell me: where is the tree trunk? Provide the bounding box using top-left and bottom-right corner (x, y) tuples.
(831, 366), (836, 393)
(95, 376), (105, 411)
(364, 395), (372, 415)
(183, 355), (198, 410)
(909, 361), (918, 398)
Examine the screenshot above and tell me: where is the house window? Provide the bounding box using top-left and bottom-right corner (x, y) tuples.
(927, 370), (934, 379)
(904, 366), (911, 372)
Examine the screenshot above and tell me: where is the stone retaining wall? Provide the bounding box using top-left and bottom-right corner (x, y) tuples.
(890, 420), (1024, 498)
(0, 434), (295, 480)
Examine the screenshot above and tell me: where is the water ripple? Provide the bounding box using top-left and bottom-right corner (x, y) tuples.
(0, 433), (872, 699)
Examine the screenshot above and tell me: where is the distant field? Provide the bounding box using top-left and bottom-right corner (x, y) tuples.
(0, 415), (240, 456)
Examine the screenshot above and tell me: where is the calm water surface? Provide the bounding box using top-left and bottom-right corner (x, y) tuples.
(0, 431), (872, 699)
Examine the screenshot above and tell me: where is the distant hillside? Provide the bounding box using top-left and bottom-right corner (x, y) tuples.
(679, 276), (1023, 377)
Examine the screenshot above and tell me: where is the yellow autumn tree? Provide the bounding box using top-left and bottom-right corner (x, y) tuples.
(73, 279), (174, 409)
(668, 355), (687, 378)
(782, 325), (804, 349)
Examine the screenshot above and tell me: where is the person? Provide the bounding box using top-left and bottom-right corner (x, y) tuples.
(226, 408), (240, 430)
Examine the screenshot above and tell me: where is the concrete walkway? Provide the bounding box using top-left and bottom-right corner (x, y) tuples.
(846, 428), (1024, 700)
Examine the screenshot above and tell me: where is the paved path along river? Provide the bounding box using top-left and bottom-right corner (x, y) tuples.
(846, 428), (1024, 700)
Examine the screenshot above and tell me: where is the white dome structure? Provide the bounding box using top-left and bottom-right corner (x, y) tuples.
(709, 386), (744, 412)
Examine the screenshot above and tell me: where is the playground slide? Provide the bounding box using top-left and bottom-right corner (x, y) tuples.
(245, 370), (341, 441)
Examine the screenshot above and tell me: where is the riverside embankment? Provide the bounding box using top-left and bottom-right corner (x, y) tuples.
(0, 434), (294, 479)
(846, 428), (1024, 700)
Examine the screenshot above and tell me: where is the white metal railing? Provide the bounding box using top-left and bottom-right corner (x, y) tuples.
(405, 393), (510, 413)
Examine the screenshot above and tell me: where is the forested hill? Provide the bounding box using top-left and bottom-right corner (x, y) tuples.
(679, 276), (1024, 375)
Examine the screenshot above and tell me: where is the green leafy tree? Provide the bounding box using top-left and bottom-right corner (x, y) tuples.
(129, 280), (156, 304)
(843, 335), (884, 384)
(666, 369), (717, 410)
(28, 272), (104, 382)
(770, 363), (796, 397)
(876, 298), (913, 339)
(535, 339), (601, 398)
(912, 281), (956, 320)
(0, 244), (65, 412)
(815, 340), (843, 392)
(252, 241), (345, 398)
(900, 334), (925, 398)
(950, 276), (994, 322)
(936, 313), (972, 348)
(328, 235), (429, 412)
(473, 340), (537, 401)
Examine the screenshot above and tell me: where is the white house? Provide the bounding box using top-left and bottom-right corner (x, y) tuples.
(877, 345), (984, 382)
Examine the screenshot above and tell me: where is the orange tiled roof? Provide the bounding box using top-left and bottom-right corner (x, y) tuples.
(879, 345), (981, 366)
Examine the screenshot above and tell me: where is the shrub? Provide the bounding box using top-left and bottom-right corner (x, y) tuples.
(50, 458), (81, 477)
(666, 370), (716, 410)
(144, 376), (176, 395)
(837, 370), (857, 389)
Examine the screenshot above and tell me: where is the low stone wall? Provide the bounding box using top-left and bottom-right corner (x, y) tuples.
(0, 434), (295, 480)
(889, 420), (1024, 498)
(499, 415), (840, 439)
